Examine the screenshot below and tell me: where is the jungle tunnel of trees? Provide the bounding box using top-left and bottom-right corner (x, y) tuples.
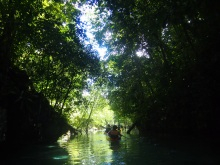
(0, 0), (220, 145)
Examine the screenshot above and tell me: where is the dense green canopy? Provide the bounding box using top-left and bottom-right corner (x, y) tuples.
(0, 0), (100, 113)
(92, 0), (220, 135)
(1, 0), (220, 144)
(0, 0), (101, 143)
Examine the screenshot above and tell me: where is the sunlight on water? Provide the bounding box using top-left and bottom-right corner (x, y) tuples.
(1, 131), (219, 165)
(53, 155), (69, 160)
(57, 131), (220, 165)
(60, 132), (114, 164)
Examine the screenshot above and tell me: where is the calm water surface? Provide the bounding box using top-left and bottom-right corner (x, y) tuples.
(1, 131), (219, 165)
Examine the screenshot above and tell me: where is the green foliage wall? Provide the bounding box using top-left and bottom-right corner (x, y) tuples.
(93, 0), (220, 135)
(0, 0), (101, 143)
(0, 0), (100, 114)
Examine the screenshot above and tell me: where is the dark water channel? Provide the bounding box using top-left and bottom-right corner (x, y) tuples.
(1, 131), (219, 165)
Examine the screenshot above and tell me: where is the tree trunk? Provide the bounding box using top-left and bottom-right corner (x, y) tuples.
(127, 121), (138, 134)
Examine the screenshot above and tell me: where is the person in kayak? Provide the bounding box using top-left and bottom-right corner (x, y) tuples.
(108, 125), (122, 140)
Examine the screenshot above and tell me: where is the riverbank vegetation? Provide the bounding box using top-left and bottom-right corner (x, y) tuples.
(0, 0), (219, 145)
(91, 0), (220, 136)
(0, 0), (101, 144)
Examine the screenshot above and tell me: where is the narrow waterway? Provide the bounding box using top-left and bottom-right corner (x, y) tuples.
(1, 131), (219, 165)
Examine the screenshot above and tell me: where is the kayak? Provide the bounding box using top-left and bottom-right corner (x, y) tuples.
(106, 136), (121, 141)
(105, 133), (121, 141)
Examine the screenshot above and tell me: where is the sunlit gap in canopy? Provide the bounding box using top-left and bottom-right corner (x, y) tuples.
(136, 48), (149, 58)
(76, 2), (107, 61)
(76, 2), (149, 59)
(135, 36), (150, 58)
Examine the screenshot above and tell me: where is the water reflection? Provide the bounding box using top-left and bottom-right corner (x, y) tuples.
(59, 131), (220, 165)
(109, 141), (121, 151)
(59, 132), (114, 164)
(1, 131), (219, 165)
